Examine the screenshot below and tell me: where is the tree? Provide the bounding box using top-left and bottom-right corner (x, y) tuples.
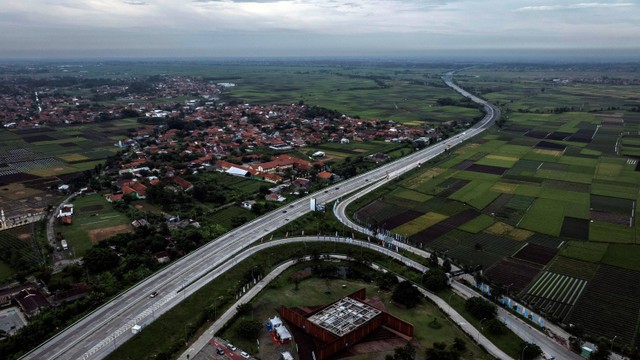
(83, 247), (120, 273)
(236, 303), (252, 316)
(464, 297), (496, 320)
(392, 281), (422, 309)
(376, 271), (399, 291)
(392, 342), (416, 360)
(520, 343), (543, 360)
(429, 252), (438, 267)
(442, 259), (452, 273)
(485, 318), (507, 335)
(422, 269), (449, 292)
(425, 342), (460, 360)
(591, 338), (612, 360)
(451, 337), (466, 353)
(235, 318), (261, 340)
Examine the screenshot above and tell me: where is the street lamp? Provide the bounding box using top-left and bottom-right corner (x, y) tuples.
(479, 318), (488, 341)
(505, 283), (514, 298)
(521, 345), (529, 360)
(611, 335), (617, 352)
(448, 293), (454, 314)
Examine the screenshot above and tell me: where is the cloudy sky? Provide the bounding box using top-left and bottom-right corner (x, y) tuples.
(1, 0), (638, 59)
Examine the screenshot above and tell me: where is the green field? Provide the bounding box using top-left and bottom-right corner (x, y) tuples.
(54, 194), (131, 256)
(0, 260), (15, 283)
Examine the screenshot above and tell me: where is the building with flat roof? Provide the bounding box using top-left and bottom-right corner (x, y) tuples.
(280, 289), (413, 360)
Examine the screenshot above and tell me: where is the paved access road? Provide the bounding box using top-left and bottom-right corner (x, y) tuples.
(22, 71), (500, 360)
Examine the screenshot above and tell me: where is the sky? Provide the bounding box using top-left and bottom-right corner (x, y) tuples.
(1, 0), (639, 59)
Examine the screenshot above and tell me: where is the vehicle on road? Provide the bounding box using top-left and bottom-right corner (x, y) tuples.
(240, 351), (250, 358)
(149, 291), (158, 298)
(216, 347), (225, 355)
(60, 239), (68, 251)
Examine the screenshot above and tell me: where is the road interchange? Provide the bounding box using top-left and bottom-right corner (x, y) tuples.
(23, 71), (508, 360)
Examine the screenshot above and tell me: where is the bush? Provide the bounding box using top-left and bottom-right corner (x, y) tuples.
(464, 297), (496, 320)
(377, 271), (399, 291)
(235, 318), (261, 340)
(392, 281), (422, 309)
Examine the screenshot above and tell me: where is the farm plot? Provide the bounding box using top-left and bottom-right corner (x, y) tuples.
(559, 217), (590, 240)
(601, 244), (640, 271)
(522, 271), (587, 321)
(485, 258), (543, 292)
(513, 243), (558, 265)
(465, 164), (509, 175)
(392, 212), (447, 237)
(589, 194), (634, 226)
(567, 265), (640, 346)
(449, 180), (501, 210)
(518, 198), (566, 236)
(559, 241), (608, 263)
(383, 210), (424, 229)
(409, 209), (480, 247)
(547, 256), (599, 280)
(353, 200), (407, 226)
(589, 221), (634, 243)
(433, 178), (471, 197)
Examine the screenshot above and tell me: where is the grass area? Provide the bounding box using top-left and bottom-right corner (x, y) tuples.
(210, 206), (257, 230)
(393, 212), (448, 236)
(601, 244), (640, 271)
(54, 194), (131, 256)
(589, 221), (635, 243)
(518, 198), (565, 236)
(559, 241), (609, 263)
(0, 260), (15, 283)
(441, 289), (523, 359)
(458, 215), (496, 234)
(106, 242), (428, 360)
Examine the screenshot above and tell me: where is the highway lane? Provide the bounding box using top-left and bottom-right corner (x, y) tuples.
(172, 237), (511, 360)
(22, 70), (499, 360)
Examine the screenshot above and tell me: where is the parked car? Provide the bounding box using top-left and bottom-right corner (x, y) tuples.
(240, 351), (250, 359)
(227, 343), (237, 351)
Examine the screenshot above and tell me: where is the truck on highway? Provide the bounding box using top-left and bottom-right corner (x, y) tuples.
(61, 239), (68, 251)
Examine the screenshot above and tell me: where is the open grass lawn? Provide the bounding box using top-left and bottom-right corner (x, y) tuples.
(210, 206), (256, 230)
(442, 289), (523, 359)
(54, 194), (131, 256)
(107, 241), (486, 360)
(0, 260), (15, 283)
(233, 270), (493, 360)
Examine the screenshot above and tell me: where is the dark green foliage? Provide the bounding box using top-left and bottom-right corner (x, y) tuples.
(235, 318), (262, 340)
(236, 303), (252, 316)
(422, 268), (449, 292)
(451, 338), (466, 353)
(425, 342), (460, 360)
(590, 338), (612, 360)
(376, 271), (399, 291)
(464, 297), (496, 320)
(83, 247), (120, 273)
(485, 318), (507, 335)
(520, 342), (543, 360)
(442, 259), (452, 273)
(392, 281), (422, 309)
(392, 342), (416, 360)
